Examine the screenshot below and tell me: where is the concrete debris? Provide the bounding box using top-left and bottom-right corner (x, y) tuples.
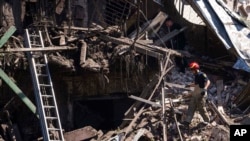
(1, 0), (250, 141)
(64, 126), (98, 141)
(86, 67), (249, 141)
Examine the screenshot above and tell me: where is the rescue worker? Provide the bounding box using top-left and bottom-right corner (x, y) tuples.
(182, 61), (210, 126)
(156, 17), (187, 73)
(164, 17), (186, 50)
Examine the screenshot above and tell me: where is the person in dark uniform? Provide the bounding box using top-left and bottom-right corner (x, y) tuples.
(182, 62), (211, 127)
(158, 17), (187, 72)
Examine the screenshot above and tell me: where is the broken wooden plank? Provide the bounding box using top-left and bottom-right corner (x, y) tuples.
(169, 99), (183, 141)
(132, 128), (146, 141)
(129, 11), (168, 39)
(0, 69), (38, 118)
(165, 82), (192, 91)
(0, 46), (77, 52)
(100, 35), (183, 59)
(128, 95), (162, 108)
(160, 60), (167, 141)
(64, 126), (98, 141)
(153, 26), (188, 46)
(58, 26), (101, 31)
(207, 100), (233, 126)
(125, 53), (173, 120)
(123, 54), (173, 138)
(100, 35), (164, 58)
(123, 74), (159, 125)
(0, 26), (16, 48)
(136, 39), (153, 44)
(129, 94), (187, 106)
(79, 40), (87, 65)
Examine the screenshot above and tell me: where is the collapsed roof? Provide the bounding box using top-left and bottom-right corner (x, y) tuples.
(1, 0), (250, 140)
(186, 0), (250, 72)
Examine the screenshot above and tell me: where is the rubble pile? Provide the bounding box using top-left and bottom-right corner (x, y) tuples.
(1, 0), (250, 140)
(80, 67), (249, 141)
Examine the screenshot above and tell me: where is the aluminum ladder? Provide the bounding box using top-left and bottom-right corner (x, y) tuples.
(24, 29), (64, 141)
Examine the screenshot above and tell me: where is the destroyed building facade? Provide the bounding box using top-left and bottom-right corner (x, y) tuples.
(0, 0), (250, 140)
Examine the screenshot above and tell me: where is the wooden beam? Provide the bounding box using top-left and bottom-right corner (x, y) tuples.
(129, 11), (168, 39)
(165, 82), (192, 91)
(0, 69), (38, 118)
(153, 26), (188, 46)
(123, 53), (174, 137)
(169, 99), (184, 141)
(64, 126), (98, 141)
(0, 46), (77, 53)
(0, 26), (16, 48)
(58, 26), (100, 31)
(100, 35), (164, 58)
(99, 35), (183, 58)
(128, 95), (162, 108)
(207, 101), (234, 127)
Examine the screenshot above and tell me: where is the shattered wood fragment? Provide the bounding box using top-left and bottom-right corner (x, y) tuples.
(123, 54), (173, 140)
(207, 101), (234, 126)
(128, 95), (162, 108)
(136, 39), (153, 44)
(165, 82), (192, 91)
(169, 98), (183, 141)
(129, 11), (168, 40)
(0, 46), (77, 52)
(122, 74), (159, 127)
(58, 26), (101, 31)
(99, 35), (184, 58)
(79, 40), (87, 65)
(160, 60), (167, 141)
(0, 26), (16, 48)
(64, 126), (98, 141)
(153, 26), (188, 46)
(99, 35), (163, 58)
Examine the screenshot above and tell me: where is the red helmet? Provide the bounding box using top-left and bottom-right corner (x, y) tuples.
(189, 62), (199, 70)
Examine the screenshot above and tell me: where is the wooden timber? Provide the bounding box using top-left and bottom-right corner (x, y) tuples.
(0, 46), (77, 52)
(123, 52), (173, 138)
(153, 26), (188, 46)
(99, 35), (183, 59)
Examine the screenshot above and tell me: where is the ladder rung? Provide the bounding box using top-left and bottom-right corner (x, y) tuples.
(30, 44), (42, 47)
(46, 116), (58, 119)
(37, 74), (48, 77)
(48, 128), (60, 131)
(41, 95), (53, 98)
(36, 64), (46, 67)
(31, 55), (41, 58)
(39, 84), (51, 87)
(44, 105), (56, 108)
(26, 30), (64, 140)
(29, 35), (40, 37)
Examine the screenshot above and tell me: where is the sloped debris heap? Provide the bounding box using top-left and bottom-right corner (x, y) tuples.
(82, 67), (250, 141)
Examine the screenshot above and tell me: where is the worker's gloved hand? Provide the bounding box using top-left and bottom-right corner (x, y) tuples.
(200, 88), (207, 96)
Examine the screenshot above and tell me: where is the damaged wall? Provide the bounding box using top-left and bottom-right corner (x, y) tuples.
(1, 0), (249, 140)
(163, 0), (232, 58)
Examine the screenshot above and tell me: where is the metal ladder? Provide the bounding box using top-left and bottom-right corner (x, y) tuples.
(24, 29), (64, 141)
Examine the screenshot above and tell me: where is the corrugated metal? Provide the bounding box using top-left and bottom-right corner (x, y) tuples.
(191, 0), (250, 72)
(192, 0), (233, 50)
